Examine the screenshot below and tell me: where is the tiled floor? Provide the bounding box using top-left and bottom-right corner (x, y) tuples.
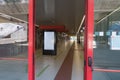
(93, 43), (120, 80)
(1, 40), (120, 80)
(93, 71), (120, 80)
(35, 40), (74, 80)
(0, 40), (76, 80)
(71, 42), (84, 80)
(0, 60), (28, 80)
(35, 41), (84, 80)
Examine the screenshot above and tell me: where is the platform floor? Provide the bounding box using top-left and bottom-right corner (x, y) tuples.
(0, 40), (81, 80)
(0, 60), (28, 80)
(93, 71), (120, 80)
(0, 41), (120, 80)
(93, 43), (120, 80)
(35, 40), (84, 80)
(35, 40), (73, 80)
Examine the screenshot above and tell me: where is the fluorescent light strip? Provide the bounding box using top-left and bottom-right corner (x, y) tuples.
(76, 15), (86, 35)
(96, 6), (120, 24)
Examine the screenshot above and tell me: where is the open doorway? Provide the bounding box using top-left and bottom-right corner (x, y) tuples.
(28, 0), (95, 80)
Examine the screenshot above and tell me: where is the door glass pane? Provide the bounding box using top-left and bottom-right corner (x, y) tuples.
(0, 1), (28, 80)
(93, 1), (120, 79)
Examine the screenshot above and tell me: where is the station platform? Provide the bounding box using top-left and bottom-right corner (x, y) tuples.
(35, 40), (84, 80)
(0, 40), (84, 80)
(0, 40), (120, 80)
(93, 43), (120, 80)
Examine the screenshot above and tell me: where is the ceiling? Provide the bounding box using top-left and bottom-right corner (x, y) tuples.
(94, 0), (120, 22)
(0, 0), (120, 34)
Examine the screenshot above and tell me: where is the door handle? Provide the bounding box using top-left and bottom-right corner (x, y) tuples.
(88, 57), (92, 67)
(88, 56), (93, 71)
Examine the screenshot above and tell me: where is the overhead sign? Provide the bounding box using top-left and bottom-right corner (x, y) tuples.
(40, 25), (67, 32)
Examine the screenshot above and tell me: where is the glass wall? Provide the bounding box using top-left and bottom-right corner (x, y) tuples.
(0, 1), (28, 80)
(93, 8), (120, 80)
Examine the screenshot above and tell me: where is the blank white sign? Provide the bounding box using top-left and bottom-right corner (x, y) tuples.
(99, 32), (104, 36)
(112, 32), (117, 36)
(44, 32), (55, 50)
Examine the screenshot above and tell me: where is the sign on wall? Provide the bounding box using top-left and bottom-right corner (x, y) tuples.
(110, 36), (120, 50)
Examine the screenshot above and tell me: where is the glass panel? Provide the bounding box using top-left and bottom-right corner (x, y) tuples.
(5, 0), (21, 3)
(0, 0), (28, 3)
(94, 5), (120, 80)
(0, 2), (28, 80)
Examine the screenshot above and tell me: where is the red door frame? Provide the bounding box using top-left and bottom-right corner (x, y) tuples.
(28, 0), (94, 80)
(84, 0), (94, 80)
(28, 0), (35, 80)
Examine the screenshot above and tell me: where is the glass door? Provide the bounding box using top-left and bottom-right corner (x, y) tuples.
(93, 2), (120, 80)
(0, 1), (28, 80)
(84, 0), (94, 80)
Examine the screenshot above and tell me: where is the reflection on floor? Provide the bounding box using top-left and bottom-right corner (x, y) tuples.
(71, 42), (84, 80)
(93, 71), (120, 80)
(0, 60), (28, 80)
(0, 40), (84, 80)
(0, 44), (28, 80)
(35, 41), (84, 80)
(0, 41), (120, 80)
(94, 44), (120, 68)
(35, 40), (73, 80)
(93, 43), (120, 80)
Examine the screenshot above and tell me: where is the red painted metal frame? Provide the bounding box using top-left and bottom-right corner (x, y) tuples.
(84, 0), (94, 80)
(28, 0), (35, 80)
(94, 68), (120, 73)
(28, 0), (94, 80)
(40, 25), (67, 32)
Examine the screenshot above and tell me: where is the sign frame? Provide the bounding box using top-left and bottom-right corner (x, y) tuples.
(43, 30), (57, 55)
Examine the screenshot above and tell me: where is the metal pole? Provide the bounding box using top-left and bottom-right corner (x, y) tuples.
(28, 0), (35, 80)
